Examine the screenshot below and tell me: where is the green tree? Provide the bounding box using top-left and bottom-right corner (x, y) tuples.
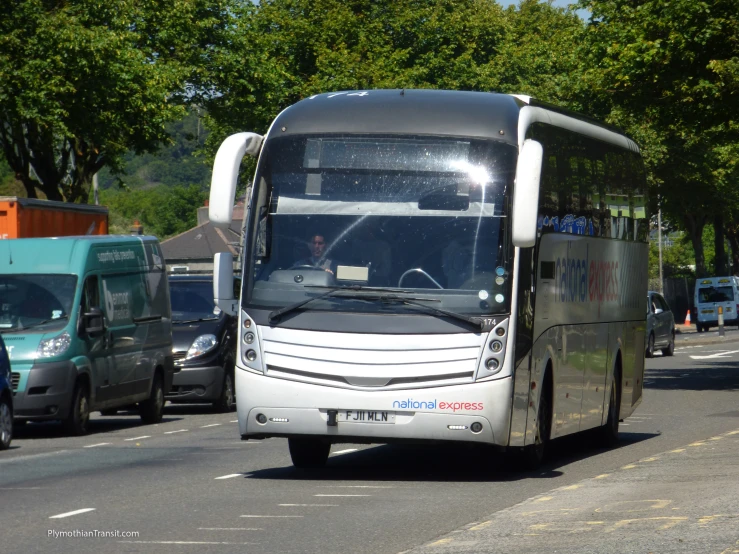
(0, 0), (234, 203)
(576, 0), (739, 276)
(100, 185), (207, 239)
(204, 0), (512, 147)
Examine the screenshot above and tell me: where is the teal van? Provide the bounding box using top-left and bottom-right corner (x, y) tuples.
(0, 236), (175, 435)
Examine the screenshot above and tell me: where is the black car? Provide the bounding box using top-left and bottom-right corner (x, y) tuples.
(166, 275), (237, 412)
(0, 335), (13, 450)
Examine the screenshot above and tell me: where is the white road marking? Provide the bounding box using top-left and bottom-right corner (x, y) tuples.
(230, 420), (238, 423)
(241, 515), (303, 518)
(124, 436), (151, 441)
(164, 429), (188, 434)
(0, 450), (70, 464)
(278, 504), (338, 508)
(690, 349), (739, 360)
(319, 485), (394, 489)
(200, 424), (221, 428)
(84, 443), (110, 448)
(331, 448), (358, 455)
(198, 528), (262, 531)
(120, 541), (251, 545)
(314, 494), (371, 497)
(215, 474), (243, 480)
(49, 508), (96, 519)
(0, 487), (44, 490)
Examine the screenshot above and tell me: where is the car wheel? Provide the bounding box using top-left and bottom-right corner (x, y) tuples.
(213, 367), (236, 413)
(597, 373), (620, 447)
(63, 382), (90, 436)
(520, 379), (552, 470)
(0, 396), (13, 450)
(645, 333), (655, 358)
(661, 332), (675, 356)
(288, 438), (330, 468)
(139, 374), (164, 424)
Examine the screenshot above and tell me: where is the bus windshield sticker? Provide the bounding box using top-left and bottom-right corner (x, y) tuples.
(495, 294), (504, 303)
(496, 267), (505, 276)
(478, 290), (489, 300)
(495, 276), (505, 285)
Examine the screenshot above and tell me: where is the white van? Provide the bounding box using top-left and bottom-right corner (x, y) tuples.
(694, 276), (739, 332)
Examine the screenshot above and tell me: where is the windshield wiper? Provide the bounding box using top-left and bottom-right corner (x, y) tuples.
(377, 294), (483, 330)
(173, 317), (219, 324)
(15, 314), (70, 331)
(304, 284), (415, 294)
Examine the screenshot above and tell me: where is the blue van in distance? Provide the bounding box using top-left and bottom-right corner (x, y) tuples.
(0, 236), (175, 435)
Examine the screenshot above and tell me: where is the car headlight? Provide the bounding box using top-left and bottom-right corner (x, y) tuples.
(37, 332), (72, 359)
(186, 334), (218, 360)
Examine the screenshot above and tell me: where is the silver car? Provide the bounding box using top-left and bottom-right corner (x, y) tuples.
(646, 291), (675, 357)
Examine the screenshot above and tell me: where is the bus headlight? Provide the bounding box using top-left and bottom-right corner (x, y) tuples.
(37, 332), (71, 358)
(476, 319), (509, 380)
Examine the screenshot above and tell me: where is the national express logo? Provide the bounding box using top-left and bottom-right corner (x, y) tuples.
(555, 243), (620, 305)
(392, 399), (484, 412)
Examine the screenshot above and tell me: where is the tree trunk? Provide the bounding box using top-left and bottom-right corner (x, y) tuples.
(714, 214), (728, 275)
(684, 213), (707, 277)
(726, 226), (739, 275)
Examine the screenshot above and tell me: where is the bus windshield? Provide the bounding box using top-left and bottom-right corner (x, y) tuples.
(243, 135), (516, 316)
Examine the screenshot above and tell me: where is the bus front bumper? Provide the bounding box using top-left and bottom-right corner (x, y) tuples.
(235, 368), (515, 447)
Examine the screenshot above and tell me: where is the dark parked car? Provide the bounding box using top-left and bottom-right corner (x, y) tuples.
(166, 275), (238, 412)
(646, 291), (675, 358)
(0, 335), (13, 450)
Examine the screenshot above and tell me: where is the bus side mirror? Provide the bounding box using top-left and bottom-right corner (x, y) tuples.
(214, 252), (238, 317)
(512, 139), (543, 248)
(209, 132), (263, 229)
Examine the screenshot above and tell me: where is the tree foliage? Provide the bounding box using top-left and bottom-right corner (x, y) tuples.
(576, 0), (739, 276)
(100, 185), (207, 239)
(203, 0), (583, 151)
(0, 0), (233, 202)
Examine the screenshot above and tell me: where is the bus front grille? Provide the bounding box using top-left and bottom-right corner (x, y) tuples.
(260, 326), (483, 390)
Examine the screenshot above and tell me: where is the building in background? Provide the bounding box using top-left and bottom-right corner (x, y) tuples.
(160, 201), (243, 274)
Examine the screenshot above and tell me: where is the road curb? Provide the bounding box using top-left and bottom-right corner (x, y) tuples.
(675, 336), (739, 348)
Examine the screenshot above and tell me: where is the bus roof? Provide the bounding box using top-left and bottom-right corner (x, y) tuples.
(270, 89), (638, 151)
(273, 90), (522, 145)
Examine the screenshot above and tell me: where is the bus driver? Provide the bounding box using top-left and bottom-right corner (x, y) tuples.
(294, 234), (337, 275)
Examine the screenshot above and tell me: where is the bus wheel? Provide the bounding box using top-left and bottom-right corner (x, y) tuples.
(288, 438), (330, 469)
(645, 333), (655, 358)
(598, 373), (620, 447)
(521, 383), (551, 470)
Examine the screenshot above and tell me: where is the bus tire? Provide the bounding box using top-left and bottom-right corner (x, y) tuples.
(598, 372), (620, 447)
(521, 378), (552, 470)
(139, 373), (164, 425)
(63, 381), (91, 436)
(288, 438), (330, 469)
(645, 333), (655, 358)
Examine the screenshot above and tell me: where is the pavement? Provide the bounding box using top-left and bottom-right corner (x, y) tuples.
(675, 324), (739, 348)
(401, 427), (739, 554)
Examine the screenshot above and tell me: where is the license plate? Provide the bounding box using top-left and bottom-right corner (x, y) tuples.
(338, 410), (395, 424)
(701, 309), (714, 314)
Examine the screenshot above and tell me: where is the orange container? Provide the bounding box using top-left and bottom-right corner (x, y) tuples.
(0, 197), (108, 239)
